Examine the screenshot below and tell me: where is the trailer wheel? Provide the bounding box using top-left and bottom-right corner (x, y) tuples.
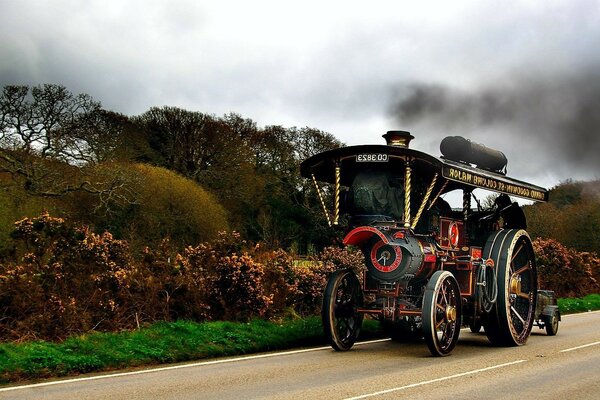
(483, 230), (537, 346)
(423, 271), (462, 356)
(544, 312), (559, 336)
(322, 269), (363, 351)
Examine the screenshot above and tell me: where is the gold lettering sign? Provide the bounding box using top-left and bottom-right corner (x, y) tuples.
(443, 166), (547, 202)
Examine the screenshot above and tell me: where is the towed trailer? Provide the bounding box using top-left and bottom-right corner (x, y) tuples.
(300, 131), (559, 356)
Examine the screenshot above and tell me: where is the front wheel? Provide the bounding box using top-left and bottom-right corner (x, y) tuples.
(322, 269), (363, 351)
(483, 229), (537, 346)
(423, 271), (462, 356)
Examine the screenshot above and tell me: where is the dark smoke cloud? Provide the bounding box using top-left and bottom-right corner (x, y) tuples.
(389, 68), (600, 180)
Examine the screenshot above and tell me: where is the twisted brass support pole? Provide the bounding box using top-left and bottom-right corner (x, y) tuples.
(427, 179), (449, 210)
(463, 189), (472, 221)
(412, 173), (438, 229)
(404, 160), (412, 228)
(311, 174), (331, 227)
(334, 165), (340, 225)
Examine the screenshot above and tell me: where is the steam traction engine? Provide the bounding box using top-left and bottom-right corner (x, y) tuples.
(300, 131), (559, 356)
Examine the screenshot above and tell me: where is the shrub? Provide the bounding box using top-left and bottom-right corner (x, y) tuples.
(288, 245), (366, 315)
(315, 245), (366, 276)
(533, 237), (600, 298)
(0, 182), (62, 259)
(0, 212), (136, 340)
(0, 211), (369, 341)
(67, 163), (229, 251)
(259, 249), (300, 316)
(209, 254), (272, 321)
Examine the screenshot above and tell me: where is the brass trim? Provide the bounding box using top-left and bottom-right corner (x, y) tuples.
(334, 165), (340, 225)
(412, 172), (438, 229)
(445, 305), (457, 322)
(311, 173), (331, 227)
(404, 160), (412, 227)
(427, 179), (449, 210)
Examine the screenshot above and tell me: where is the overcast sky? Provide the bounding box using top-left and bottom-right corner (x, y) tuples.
(1, 0), (599, 191)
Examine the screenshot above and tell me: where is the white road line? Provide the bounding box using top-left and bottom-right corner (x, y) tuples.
(1, 310), (597, 393)
(560, 341), (600, 353)
(562, 309), (600, 317)
(0, 338), (391, 393)
(343, 360), (527, 400)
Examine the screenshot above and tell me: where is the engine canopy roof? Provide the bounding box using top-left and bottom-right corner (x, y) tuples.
(300, 145), (548, 202)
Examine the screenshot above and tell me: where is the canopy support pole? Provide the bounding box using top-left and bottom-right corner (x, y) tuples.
(334, 164), (340, 225)
(311, 174), (331, 227)
(412, 173), (438, 229)
(404, 160), (412, 228)
(428, 179), (449, 210)
(463, 189), (472, 221)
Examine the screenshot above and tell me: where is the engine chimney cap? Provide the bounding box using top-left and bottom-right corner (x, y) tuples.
(383, 130), (414, 148)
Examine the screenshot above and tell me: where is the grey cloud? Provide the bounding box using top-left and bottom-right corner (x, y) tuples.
(389, 67), (600, 181)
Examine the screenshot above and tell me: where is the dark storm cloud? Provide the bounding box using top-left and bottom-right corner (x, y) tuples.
(389, 67), (600, 180)
(2, 0), (600, 188)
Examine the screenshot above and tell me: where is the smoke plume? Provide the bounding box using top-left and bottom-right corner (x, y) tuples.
(389, 68), (600, 180)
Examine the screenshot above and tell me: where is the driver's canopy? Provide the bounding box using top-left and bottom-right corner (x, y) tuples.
(348, 168), (404, 223)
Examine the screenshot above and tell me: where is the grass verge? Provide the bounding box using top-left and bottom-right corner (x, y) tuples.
(2, 294), (599, 385)
(0, 317), (383, 384)
(557, 294), (600, 314)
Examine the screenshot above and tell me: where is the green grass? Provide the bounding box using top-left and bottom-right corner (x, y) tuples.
(2, 294), (599, 385)
(558, 294), (600, 314)
(0, 317), (382, 384)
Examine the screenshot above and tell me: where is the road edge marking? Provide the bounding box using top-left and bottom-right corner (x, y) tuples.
(1, 309), (598, 393)
(560, 341), (600, 353)
(0, 339), (391, 392)
(561, 309), (600, 317)
(343, 359), (528, 400)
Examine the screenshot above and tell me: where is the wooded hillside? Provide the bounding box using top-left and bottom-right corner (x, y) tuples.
(525, 179), (600, 255)
(0, 84), (339, 254)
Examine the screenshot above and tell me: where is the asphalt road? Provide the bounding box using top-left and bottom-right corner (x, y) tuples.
(2, 311), (599, 400)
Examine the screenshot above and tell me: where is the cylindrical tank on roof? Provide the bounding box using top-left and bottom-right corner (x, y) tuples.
(440, 136), (508, 173)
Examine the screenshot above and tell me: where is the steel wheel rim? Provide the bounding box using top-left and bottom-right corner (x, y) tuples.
(333, 273), (362, 346)
(424, 271), (461, 356)
(432, 276), (460, 352)
(505, 235), (536, 343)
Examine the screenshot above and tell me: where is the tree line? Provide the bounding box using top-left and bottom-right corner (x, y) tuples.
(0, 84), (340, 254)
(525, 179), (600, 255)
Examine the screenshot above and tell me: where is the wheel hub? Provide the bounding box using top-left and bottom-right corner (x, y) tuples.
(445, 305), (457, 322)
(510, 275), (522, 294)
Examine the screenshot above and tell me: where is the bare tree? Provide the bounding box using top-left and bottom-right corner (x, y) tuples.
(0, 84), (135, 205)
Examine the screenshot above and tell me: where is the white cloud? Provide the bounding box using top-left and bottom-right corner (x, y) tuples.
(1, 0), (599, 186)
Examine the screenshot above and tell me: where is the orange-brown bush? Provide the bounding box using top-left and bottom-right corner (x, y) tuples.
(290, 245), (366, 315)
(533, 237), (600, 298)
(0, 212), (135, 340)
(0, 213), (365, 341)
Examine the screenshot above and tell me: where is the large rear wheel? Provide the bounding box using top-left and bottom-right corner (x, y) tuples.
(322, 269), (363, 351)
(423, 271), (462, 356)
(483, 229), (537, 346)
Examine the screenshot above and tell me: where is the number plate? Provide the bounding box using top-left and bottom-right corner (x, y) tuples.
(356, 153), (389, 162)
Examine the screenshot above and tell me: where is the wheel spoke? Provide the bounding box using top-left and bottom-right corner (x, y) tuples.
(435, 319), (444, 330)
(510, 243), (524, 264)
(512, 263), (530, 276)
(516, 291), (530, 300)
(511, 306), (526, 325)
(424, 272), (461, 356)
(441, 284), (448, 305)
(324, 270), (364, 351)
